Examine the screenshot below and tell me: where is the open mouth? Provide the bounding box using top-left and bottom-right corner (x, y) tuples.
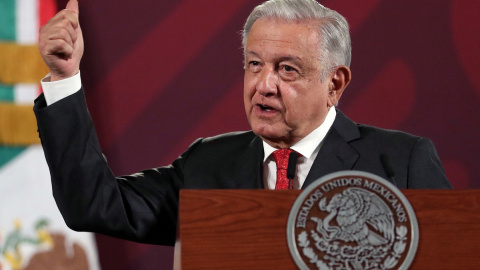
(259, 104), (275, 111)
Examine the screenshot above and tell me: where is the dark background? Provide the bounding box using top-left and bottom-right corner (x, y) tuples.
(54, 0), (480, 269)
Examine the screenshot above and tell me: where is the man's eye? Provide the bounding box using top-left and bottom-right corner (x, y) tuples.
(282, 65), (297, 72)
(247, 61), (261, 72)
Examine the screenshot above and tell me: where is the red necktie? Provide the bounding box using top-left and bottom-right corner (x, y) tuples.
(272, 149), (293, 190)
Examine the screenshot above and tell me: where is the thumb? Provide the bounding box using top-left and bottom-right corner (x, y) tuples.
(66, 0), (79, 18)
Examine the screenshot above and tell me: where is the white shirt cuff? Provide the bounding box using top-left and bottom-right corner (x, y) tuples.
(41, 72), (82, 106)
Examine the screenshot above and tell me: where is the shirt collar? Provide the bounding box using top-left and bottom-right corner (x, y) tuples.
(262, 106), (337, 161)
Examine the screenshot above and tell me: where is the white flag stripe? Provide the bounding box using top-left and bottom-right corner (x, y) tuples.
(16, 0), (38, 44)
(14, 83), (38, 104)
(0, 145), (101, 270)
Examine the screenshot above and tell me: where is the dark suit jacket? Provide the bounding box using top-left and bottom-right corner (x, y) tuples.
(33, 89), (451, 246)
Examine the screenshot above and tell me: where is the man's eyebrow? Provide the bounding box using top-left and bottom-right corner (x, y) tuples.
(245, 51), (303, 64)
(245, 51), (260, 58)
(278, 55), (302, 64)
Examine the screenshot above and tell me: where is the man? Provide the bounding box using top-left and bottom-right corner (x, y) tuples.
(34, 0), (451, 246)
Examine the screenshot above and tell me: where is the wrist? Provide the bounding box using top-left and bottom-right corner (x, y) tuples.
(50, 70), (79, 82)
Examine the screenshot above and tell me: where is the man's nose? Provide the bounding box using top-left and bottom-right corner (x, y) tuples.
(256, 67), (278, 96)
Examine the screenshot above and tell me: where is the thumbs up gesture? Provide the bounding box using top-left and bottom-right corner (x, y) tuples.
(39, 0), (83, 81)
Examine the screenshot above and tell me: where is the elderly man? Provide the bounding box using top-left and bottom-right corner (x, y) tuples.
(34, 0), (451, 246)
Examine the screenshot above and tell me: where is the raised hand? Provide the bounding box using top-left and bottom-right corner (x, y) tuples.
(38, 0), (83, 81)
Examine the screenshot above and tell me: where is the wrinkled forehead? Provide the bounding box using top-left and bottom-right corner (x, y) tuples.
(245, 18), (323, 58)
(245, 17), (323, 46)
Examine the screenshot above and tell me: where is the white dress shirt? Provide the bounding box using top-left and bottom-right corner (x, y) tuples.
(41, 72), (82, 106)
(262, 106), (336, 190)
(41, 73), (337, 190)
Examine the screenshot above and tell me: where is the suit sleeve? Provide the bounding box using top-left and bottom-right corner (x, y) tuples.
(407, 137), (452, 189)
(33, 88), (193, 246)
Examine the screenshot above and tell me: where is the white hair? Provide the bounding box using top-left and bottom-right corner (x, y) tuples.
(242, 0), (351, 80)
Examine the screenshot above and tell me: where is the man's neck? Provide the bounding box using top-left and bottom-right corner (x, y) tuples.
(262, 106), (337, 161)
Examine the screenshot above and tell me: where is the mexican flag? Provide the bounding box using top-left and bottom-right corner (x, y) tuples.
(0, 0), (100, 269)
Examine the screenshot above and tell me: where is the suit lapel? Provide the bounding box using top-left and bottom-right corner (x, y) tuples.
(235, 135), (264, 189)
(302, 110), (361, 188)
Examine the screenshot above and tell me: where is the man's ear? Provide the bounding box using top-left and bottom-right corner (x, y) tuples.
(327, 65), (351, 107)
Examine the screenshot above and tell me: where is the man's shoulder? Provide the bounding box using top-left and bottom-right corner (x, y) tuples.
(356, 124), (421, 144)
(185, 130), (261, 157)
(334, 109), (422, 146)
(177, 131), (263, 179)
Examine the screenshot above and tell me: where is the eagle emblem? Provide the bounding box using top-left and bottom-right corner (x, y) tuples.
(287, 171), (418, 270)
(312, 188), (395, 246)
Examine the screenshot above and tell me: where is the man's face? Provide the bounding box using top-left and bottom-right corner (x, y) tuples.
(244, 18), (335, 149)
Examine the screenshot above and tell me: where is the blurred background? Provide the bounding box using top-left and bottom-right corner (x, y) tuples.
(1, 0), (479, 269)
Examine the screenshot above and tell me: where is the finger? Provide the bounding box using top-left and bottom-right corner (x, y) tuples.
(57, 21), (78, 45)
(47, 9), (79, 30)
(63, 10), (79, 30)
(45, 39), (74, 58)
(66, 0), (79, 18)
(41, 19), (78, 45)
(48, 27), (75, 47)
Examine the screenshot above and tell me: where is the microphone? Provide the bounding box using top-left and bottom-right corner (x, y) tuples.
(380, 153), (397, 187)
(287, 151), (298, 189)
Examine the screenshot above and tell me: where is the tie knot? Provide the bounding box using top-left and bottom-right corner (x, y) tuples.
(272, 149), (293, 170)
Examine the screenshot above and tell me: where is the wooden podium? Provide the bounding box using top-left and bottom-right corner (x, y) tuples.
(177, 189), (480, 269)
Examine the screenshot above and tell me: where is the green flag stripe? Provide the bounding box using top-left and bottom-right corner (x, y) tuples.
(0, 0), (16, 101)
(0, 1), (27, 166)
(0, 146), (26, 168)
(0, 83), (15, 102)
(0, 0), (16, 41)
